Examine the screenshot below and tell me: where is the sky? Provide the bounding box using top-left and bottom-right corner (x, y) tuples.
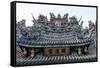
(16, 3), (96, 28)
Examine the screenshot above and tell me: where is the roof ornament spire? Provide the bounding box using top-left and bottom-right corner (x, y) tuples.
(78, 16), (82, 23)
(31, 13), (37, 23)
(63, 13), (68, 18)
(49, 12), (55, 19)
(80, 21), (84, 30)
(57, 14), (61, 19)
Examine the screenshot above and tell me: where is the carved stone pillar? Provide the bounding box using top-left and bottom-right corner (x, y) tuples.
(84, 47), (88, 53)
(78, 47), (82, 55)
(31, 48), (35, 57)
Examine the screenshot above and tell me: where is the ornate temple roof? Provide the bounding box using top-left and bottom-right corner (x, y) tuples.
(16, 13), (92, 47)
(18, 35), (91, 47)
